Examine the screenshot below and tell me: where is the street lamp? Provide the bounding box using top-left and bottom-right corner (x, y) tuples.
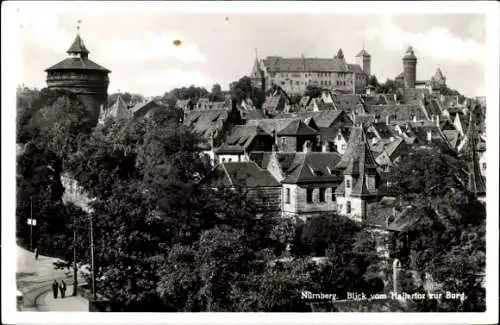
(89, 213), (97, 301)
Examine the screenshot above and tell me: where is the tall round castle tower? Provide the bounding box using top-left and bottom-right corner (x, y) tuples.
(45, 27), (111, 124)
(402, 46), (417, 89)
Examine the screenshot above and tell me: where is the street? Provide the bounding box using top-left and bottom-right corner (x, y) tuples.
(16, 245), (89, 312)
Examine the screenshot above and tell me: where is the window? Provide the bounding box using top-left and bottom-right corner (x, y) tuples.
(228, 158), (232, 162)
(338, 134), (342, 140)
(222, 158), (226, 163)
(482, 163), (486, 170)
(346, 201), (351, 213)
(306, 188), (313, 203)
(285, 188), (290, 204)
(346, 179), (351, 188)
(319, 188), (326, 202)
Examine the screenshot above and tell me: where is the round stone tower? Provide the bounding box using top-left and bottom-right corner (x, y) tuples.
(45, 30), (111, 124)
(402, 46), (417, 89)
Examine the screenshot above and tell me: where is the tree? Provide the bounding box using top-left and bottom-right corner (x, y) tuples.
(230, 76), (265, 109)
(209, 84), (223, 102)
(379, 79), (398, 94)
(389, 145), (486, 311)
(304, 85), (323, 98)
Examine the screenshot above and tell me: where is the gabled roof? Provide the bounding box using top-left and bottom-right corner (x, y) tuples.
(248, 152), (273, 169)
(262, 96), (284, 112)
(423, 98), (441, 117)
(67, 35), (89, 55)
(332, 94), (364, 113)
(378, 104), (428, 122)
(281, 152), (343, 184)
(184, 109), (229, 141)
(216, 125), (271, 153)
(442, 130), (460, 149)
(274, 110), (348, 129)
(246, 118), (307, 136)
(106, 95), (131, 119)
(213, 161), (280, 188)
(241, 109), (266, 120)
(335, 126), (378, 172)
(277, 120), (319, 136)
(129, 100), (165, 117)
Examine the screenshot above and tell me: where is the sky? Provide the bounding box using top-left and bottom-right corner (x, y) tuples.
(12, 2), (488, 97)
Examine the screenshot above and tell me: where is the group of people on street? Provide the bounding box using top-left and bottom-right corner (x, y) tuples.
(52, 280), (67, 299)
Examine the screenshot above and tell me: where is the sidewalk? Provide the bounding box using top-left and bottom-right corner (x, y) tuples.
(16, 245), (89, 312)
(36, 285), (89, 312)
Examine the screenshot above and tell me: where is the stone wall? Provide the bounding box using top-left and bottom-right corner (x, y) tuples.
(282, 184), (337, 216)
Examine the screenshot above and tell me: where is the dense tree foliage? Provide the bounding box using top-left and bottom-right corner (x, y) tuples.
(208, 83), (224, 102)
(166, 85), (209, 102)
(230, 76), (265, 109)
(388, 145), (486, 311)
(304, 85), (323, 98)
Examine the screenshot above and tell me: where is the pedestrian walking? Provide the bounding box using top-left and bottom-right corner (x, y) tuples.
(52, 280), (58, 299)
(34, 248), (39, 260)
(59, 280), (67, 299)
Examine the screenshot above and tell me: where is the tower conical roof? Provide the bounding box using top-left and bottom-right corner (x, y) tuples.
(434, 68), (445, 79)
(356, 49), (371, 57)
(336, 48), (345, 59)
(67, 34), (90, 55)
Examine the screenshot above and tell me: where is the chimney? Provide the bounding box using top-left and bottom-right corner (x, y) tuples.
(427, 130), (432, 143)
(386, 114), (390, 125)
(435, 114), (440, 127)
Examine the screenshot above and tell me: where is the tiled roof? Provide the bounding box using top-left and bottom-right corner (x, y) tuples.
(277, 120), (319, 136)
(369, 122), (397, 139)
(332, 95), (365, 113)
(105, 95), (131, 119)
(262, 56), (354, 73)
(129, 100), (164, 117)
(248, 152), (273, 169)
(347, 64), (364, 74)
(353, 114), (376, 125)
(67, 35), (89, 54)
(442, 130), (460, 149)
(246, 118), (304, 135)
(184, 109), (229, 141)
(262, 96), (284, 113)
(223, 125), (270, 148)
(45, 57), (111, 72)
(424, 99), (441, 117)
(214, 161), (280, 188)
(281, 152), (343, 184)
(378, 104), (428, 122)
(336, 126), (375, 170)
(241, 109), (266, 120)
(274, 110), (347, 129)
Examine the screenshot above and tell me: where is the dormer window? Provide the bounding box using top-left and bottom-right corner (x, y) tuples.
(346, 179), (351, 188)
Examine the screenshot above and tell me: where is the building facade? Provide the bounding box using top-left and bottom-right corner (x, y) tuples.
(45, 32), (111, 124)
(251, 48), (369, 95)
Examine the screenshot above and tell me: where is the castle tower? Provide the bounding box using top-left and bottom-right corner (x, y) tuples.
(355, 48), (371, 76)
(402, 46), (417, 89)
(45, 24), (111, 125)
